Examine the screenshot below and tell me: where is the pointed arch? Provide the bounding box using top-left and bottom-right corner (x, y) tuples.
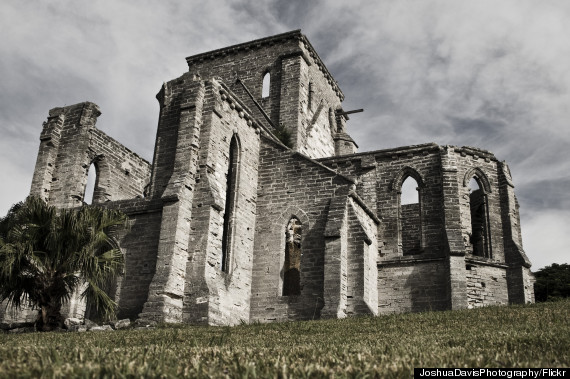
(463, 167), (492, 194)
(262, 71), (271, 98)
(464, 168), (492, 258)
(390, 166), (425, 192)
(83, 154), (110, 204)
(283, 217), (302, 296)
(392, 167), (425, 255)
(273, 207), (310, 296)
(221, 133), (241, 273)
(401, 176), (419, 205)
(84, 163), (98, 204)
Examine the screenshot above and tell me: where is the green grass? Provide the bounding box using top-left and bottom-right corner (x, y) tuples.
(1, 301), (568, 378)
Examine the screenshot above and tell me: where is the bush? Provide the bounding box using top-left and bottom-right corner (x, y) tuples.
(534, 263), (570, 302)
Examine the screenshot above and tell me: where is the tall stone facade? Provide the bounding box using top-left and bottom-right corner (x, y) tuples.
(2, 30), (534, 326)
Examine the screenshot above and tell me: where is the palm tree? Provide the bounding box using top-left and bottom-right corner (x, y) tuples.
(0, 196), (127, 331)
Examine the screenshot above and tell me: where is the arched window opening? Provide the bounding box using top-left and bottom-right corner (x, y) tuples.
(400, 176), (421, 255)
(468, 177), (479, 192)
(221, 135), (240, 273)
(468, 177), (491, 258)
(283, 217), (302, 296)
(84, 163), (97, 204)
(401, 176), (419, 205)
(262, 72), (270, 98)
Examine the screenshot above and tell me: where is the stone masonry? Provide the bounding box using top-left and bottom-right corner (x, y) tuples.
(1, 30), (534, 326)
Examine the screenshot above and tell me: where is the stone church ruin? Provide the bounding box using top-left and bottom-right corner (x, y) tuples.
(1, 30), (534, 326)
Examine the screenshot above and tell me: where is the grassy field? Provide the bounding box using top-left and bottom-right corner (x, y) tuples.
(0, 301), (568, 378)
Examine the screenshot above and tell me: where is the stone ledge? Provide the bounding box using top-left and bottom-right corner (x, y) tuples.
(378, 256), (446, 268)
(465, 256), (509, 269)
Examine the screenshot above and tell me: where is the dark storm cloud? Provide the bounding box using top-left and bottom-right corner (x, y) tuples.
(449, 117), (507, 143)
(518, 177), (570, 213)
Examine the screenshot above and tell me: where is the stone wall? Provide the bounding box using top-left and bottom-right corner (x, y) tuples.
(30, 102), (150, 209)
(184, 30), (347, 159)
(105, 199), (163, 320)
(401, 203), (421, 255)
(452, 146), (506, 263)
(249, 138), (356, 322)
(319, 143), (445, 260)
(378, 259), (449, 313)
(182, 80), (261, 326)
(465, 261), (509, 308)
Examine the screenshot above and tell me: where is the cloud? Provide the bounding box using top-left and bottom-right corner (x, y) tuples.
(0, 0), (568, 270)
(522, 210), (570, 270)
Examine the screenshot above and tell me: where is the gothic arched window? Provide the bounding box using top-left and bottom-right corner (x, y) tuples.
(468, 177), (491, 258)
(84, 163), (98, 204)
(221, 135), (240, 273)
(283, 217), (302, 296)
(262, 72), (270, 98)
(400, 176), (422, 255)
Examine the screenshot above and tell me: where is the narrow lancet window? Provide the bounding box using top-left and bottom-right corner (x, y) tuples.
(221, 135), (240, 272)
(283, 217), (302, 296)
(468, 177), (491, 258)
(308, 82), (314, 110)
(400, 176), (421, 255)
(84, 163), (97, 204)
(262, 72), (270, 98)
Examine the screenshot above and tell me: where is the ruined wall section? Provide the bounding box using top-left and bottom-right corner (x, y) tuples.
(377, 260), (449, 313)
(30, 102), (150, 209)
(184, 30), (346, 159)
(320, 144), (453, 314)
(32, 102), (97, 208)
(465, 261), (509, 308)
(250, 139), (355, 322)
(87, 129), (150, 203)
(186, 36), (300, 129)
(182, 80), (261, 325)
(373, 145), (444, 260)
(447, 146), (533, 306)
(319, 143), (445, 260)
(296, 48), (347, 158)
(452, 146), (506, 263)
(30, 106), (66, 203)
(0, 300), (37, 326)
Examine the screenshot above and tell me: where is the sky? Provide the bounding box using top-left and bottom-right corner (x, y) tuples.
(1, 0), (568, 270)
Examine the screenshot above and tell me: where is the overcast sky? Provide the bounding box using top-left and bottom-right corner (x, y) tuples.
(1, 0), (568, 270)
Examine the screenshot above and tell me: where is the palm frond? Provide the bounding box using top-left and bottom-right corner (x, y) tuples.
(0, 196), (127, 325)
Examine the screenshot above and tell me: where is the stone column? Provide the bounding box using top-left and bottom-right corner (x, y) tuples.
(30, 108), (65, 201)
(498, 162), (534, 304)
